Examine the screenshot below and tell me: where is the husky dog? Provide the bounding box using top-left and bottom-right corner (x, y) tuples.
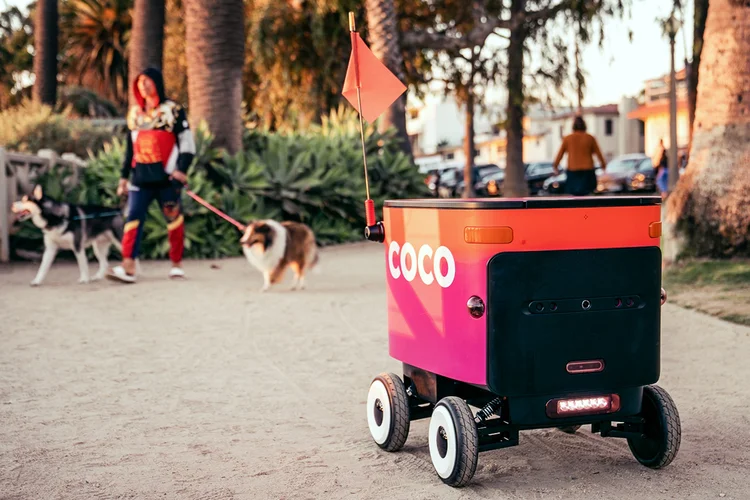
(11, 185), (125, 286)
(240, 219), (319, 292)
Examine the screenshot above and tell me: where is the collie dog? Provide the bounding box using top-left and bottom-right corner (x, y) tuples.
(240, 219), (319, 291)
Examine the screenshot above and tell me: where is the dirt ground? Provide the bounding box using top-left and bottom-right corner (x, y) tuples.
(1, 242), (749, 500)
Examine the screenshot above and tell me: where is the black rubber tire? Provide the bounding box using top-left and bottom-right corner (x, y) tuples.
(557, 425), (582, 434)
(367, 372), (410, 452)
(428, 396), (479, 487)
(627, 384), (681, 468)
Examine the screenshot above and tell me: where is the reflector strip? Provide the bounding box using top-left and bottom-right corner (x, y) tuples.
(464, 226), (514, 244)
(649, 221), (662, 238)
(566, 360), (604, 374)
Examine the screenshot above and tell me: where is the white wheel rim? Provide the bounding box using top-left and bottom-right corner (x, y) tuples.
(428, 405), (457, 479)
(367, 380), (392, 445)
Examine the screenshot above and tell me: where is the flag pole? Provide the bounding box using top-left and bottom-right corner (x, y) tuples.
(349, 12), (376, 227)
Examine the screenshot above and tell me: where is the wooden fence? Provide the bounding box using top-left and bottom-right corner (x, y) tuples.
(0, 117), (126, 262)
(0, 148), (88, 262)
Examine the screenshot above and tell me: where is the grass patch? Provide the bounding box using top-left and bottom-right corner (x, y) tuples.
(663, 258), (750, 326)
(664, 259), (750, 286)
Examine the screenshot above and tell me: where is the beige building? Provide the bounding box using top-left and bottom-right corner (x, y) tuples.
(627, 67), (690, 162)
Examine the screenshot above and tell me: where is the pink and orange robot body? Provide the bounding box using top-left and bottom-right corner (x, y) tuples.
(365, 196), (681, 487)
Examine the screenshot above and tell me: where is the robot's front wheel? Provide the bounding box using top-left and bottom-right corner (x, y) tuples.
(627, 384), (681, 468)
(366, 373), (410, 452)
(428, 397), (479, 487)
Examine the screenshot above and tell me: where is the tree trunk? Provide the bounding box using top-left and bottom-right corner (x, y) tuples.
(463, 87), (476, 198)
(665, 0), (750, 259)
(129, 0), (166, 108)
(668, 34), (679, 191)
(504, 0), (529, 197)
(574, 17), (583, 114)
(688, 0), (710, 147)
(32, 0), (58, 106)
(185, 0), (245, 154)
(364, 0), (413, 160)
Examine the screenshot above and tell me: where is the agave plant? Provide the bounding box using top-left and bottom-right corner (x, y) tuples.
(7, 99), (429, 261)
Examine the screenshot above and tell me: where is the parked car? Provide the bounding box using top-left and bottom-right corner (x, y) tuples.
(449, 163), (503, 197)
(541, 169), (566, 195)
(480, 169), (506, 196)
(525, 162), (557, 195)
(423, 163), (462, 197)
(481, 162), (556, 197)
(540, 164), (604, 196)
(627, 157), (659, 192)
(595, 153), (651, 194)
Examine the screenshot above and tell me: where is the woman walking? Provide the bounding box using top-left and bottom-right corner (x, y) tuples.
(653, 139), (669, 199)
(552, 116), (607, 196)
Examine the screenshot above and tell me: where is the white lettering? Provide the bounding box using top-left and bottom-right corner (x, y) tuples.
(418, 244), (434, 285)
(400, 242), (417, 282)
(388, 241), (455, 288)
(433, 246), (456, 288)
(388, 241), (401, 279)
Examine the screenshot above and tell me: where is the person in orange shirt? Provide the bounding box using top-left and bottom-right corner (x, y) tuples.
(552, 116), (607, 196)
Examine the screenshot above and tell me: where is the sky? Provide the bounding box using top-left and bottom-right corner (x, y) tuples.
(567, 0), (693, 106)
(5, 0), (692, 110)
(414, 0), (694, 114)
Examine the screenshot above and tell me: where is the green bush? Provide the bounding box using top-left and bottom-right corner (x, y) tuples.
(10, 105), (429, 260)
(0, 100), (117, 158)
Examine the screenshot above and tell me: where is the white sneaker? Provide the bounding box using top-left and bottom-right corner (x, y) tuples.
(106, 265), (136, 283)
(169, 267), (185, 279)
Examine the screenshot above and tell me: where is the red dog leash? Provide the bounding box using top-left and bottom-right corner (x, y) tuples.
(184, 189), (247, 232)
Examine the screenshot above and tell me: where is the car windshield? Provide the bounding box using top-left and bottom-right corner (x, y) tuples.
(637, 159), (654, 172)
(477, 165), (501, 178)
(607, 158), (642, 173)
(527, 163), (554, 176)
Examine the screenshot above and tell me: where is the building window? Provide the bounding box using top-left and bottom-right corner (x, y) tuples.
(639, 120), (645, 136)
(445, 153), (454, 160)
(605, 119), (613, 136)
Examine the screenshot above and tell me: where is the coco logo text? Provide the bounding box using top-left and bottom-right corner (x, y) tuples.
(388, 241), (456, 288)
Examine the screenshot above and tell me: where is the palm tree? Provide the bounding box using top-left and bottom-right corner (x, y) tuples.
(128, 0), (165, 108)
(184, 0), (245, 154)
(60, 0), (132, 108)
(666, 0), (750, 259)
(687, 0), (709, 146)
(363, 0), (412, 159)
(32, 0), (58, 105)
(0, 6), (34, 109)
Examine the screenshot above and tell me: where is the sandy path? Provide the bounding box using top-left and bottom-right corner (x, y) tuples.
(1, 242), (748, 500)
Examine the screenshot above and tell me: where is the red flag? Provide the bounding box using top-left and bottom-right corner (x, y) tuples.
(342, 32), (407, 123)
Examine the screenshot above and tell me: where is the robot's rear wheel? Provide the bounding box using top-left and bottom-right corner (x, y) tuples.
(366, 372), (410, 452)
(428, 396), (479, 487)
(627, 384), (681, 468)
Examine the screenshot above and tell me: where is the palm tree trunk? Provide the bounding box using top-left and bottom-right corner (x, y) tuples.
(463, 86), (476, 198)
(32, 0), (58, 106)
(364, 0), (413, 160)
(665, 0), (750, 259)
(688, 0), (710, 147)
(504, 0), (529, 197)
(129, 0), (166, 108)
(184, 0), (245, 154)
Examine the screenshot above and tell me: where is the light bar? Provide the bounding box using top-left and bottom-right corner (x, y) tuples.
(546, 394), (620, 418)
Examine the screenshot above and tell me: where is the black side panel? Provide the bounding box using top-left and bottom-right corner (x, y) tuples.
(486, 247), (661, 397)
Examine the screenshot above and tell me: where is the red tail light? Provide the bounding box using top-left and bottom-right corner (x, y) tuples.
(546, 394), (621, 418)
